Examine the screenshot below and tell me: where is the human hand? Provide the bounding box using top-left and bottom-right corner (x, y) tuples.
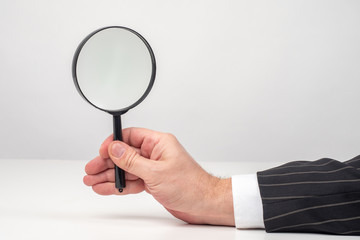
(83, 128), (234, 226)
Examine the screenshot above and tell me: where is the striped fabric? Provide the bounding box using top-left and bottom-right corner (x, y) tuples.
(257, 155), (360, 235)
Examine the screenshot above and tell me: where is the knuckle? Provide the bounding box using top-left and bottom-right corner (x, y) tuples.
(124, 149), (138, 171)
(164, 133), (177, 142)
(105, 169), (113, 180)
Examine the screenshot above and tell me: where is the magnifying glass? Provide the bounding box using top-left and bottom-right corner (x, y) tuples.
(72, 26), (156, 192)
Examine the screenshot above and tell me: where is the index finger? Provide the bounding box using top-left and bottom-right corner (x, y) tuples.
(122, 127), (162, 148)
(123, 127), (166, 159)
(99, 128), (163, 159)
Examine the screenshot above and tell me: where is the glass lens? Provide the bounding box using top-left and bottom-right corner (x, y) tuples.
(75, 27), (153, 112)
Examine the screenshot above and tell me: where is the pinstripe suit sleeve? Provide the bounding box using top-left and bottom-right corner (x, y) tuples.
(257, 155), (360, 235)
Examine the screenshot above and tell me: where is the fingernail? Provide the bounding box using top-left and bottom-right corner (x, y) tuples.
(111, 143), (125, 158)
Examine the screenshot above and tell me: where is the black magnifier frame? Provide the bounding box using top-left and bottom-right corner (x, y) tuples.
(72, 26), (156, 192)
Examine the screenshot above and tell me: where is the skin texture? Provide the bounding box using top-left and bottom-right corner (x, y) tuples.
(83, 127), (235, 226)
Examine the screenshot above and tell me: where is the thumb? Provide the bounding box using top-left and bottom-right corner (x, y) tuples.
(108, 141), (151, 179)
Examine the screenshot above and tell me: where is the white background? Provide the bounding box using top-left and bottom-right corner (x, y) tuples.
(0, 0), (359, 163)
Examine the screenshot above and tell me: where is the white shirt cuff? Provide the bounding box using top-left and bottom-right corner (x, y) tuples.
(231, 174), (265, 229)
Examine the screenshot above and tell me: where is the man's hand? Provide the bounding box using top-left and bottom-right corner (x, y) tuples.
(83, 128), (234, 226)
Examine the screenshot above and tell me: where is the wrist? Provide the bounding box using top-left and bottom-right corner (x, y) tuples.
(201, 177), (235, 226)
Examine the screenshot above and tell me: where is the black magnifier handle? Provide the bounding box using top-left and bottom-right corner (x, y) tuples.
(113, 115), (126, 192)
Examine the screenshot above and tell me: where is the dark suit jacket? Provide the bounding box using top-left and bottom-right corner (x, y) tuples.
(257, 155), (360, 235)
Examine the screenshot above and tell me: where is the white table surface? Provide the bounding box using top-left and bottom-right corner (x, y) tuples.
(0, 159), (356, 240)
